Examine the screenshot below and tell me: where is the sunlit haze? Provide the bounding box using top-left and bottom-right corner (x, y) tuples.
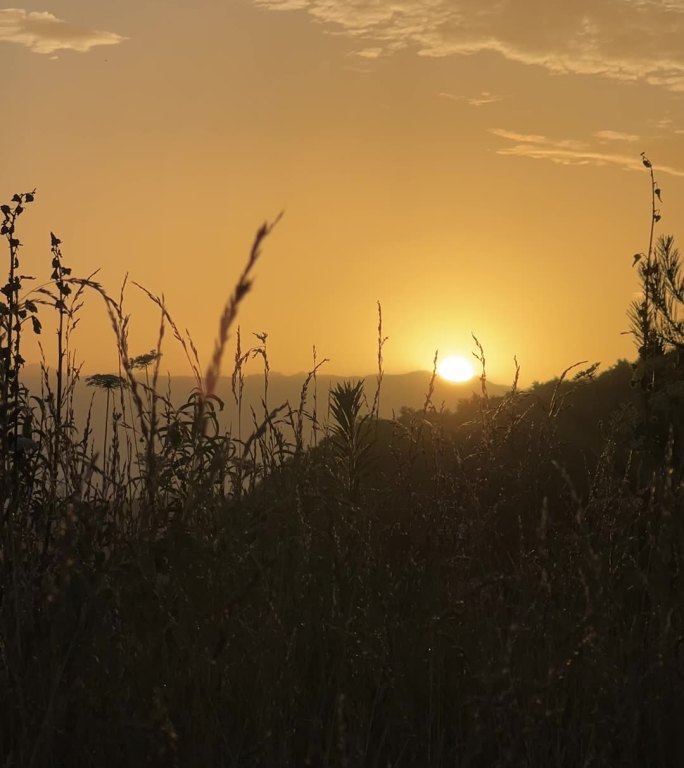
(4, 2), (684, 385)
(438, 355), (475, 383)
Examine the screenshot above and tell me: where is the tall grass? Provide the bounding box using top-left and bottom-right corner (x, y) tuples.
(1, 161), (684, 767)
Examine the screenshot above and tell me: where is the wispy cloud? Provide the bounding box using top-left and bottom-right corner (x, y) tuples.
(648, 117), (684, 136)
(441, 90), (503, 107)
(355, 46), (383, 59)
(595, 130), (640, 142)
(490, 129), (588, 151)
(491, 128), (684, 177)
(255, 0), (684, 91)
(0, 9), (125, 54)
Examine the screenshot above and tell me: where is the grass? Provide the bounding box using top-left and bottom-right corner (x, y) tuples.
(1, 159), (684, 767)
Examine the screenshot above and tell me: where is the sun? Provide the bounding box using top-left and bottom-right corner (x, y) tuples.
(437, 355), (475, 383)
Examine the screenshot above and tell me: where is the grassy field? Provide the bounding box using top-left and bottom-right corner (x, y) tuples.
(2, 162), (684, 767)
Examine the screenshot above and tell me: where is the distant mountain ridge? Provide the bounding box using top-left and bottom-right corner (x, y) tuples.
(19, 365), (511, 444)
(154, 370), (510, 418)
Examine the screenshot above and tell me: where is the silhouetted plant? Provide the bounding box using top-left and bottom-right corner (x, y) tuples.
(630, 234), (684, 357)
(329, 379), (373, 497)
(629, 153), (677, 361)
(130, 349), (162, 380)
(86, 373), (127, 484)
(0, 191), (40, 502)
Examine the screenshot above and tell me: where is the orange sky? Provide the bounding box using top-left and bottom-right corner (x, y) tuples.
(3, 1), (684, 384)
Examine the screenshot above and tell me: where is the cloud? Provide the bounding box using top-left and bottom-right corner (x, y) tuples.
(440, 89), (503, 106)
(490, 128), (684, 176)
(595, 130), (640, 142)
(355, 46), (383, 58)
(0, 9), (125, 54)
(255, 0), (684, 91)
(468, 91), (502, 107)
(490, 128), (588, 151)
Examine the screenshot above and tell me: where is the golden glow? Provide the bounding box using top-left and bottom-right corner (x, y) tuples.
(437, 355), (475, 383)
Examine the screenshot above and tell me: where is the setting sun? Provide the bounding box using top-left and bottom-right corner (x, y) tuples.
(437, 355), (475, 383)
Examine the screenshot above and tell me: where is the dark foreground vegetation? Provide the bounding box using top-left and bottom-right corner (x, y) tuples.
(2, 159), (684, 767)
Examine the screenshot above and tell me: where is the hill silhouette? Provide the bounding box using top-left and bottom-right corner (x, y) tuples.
(19, 364), (510, 445)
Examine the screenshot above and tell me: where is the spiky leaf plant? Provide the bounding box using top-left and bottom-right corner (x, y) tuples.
(329, 379), (373, 497)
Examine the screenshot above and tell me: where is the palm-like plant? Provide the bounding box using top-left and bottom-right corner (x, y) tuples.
(329, 380), (373, 497)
